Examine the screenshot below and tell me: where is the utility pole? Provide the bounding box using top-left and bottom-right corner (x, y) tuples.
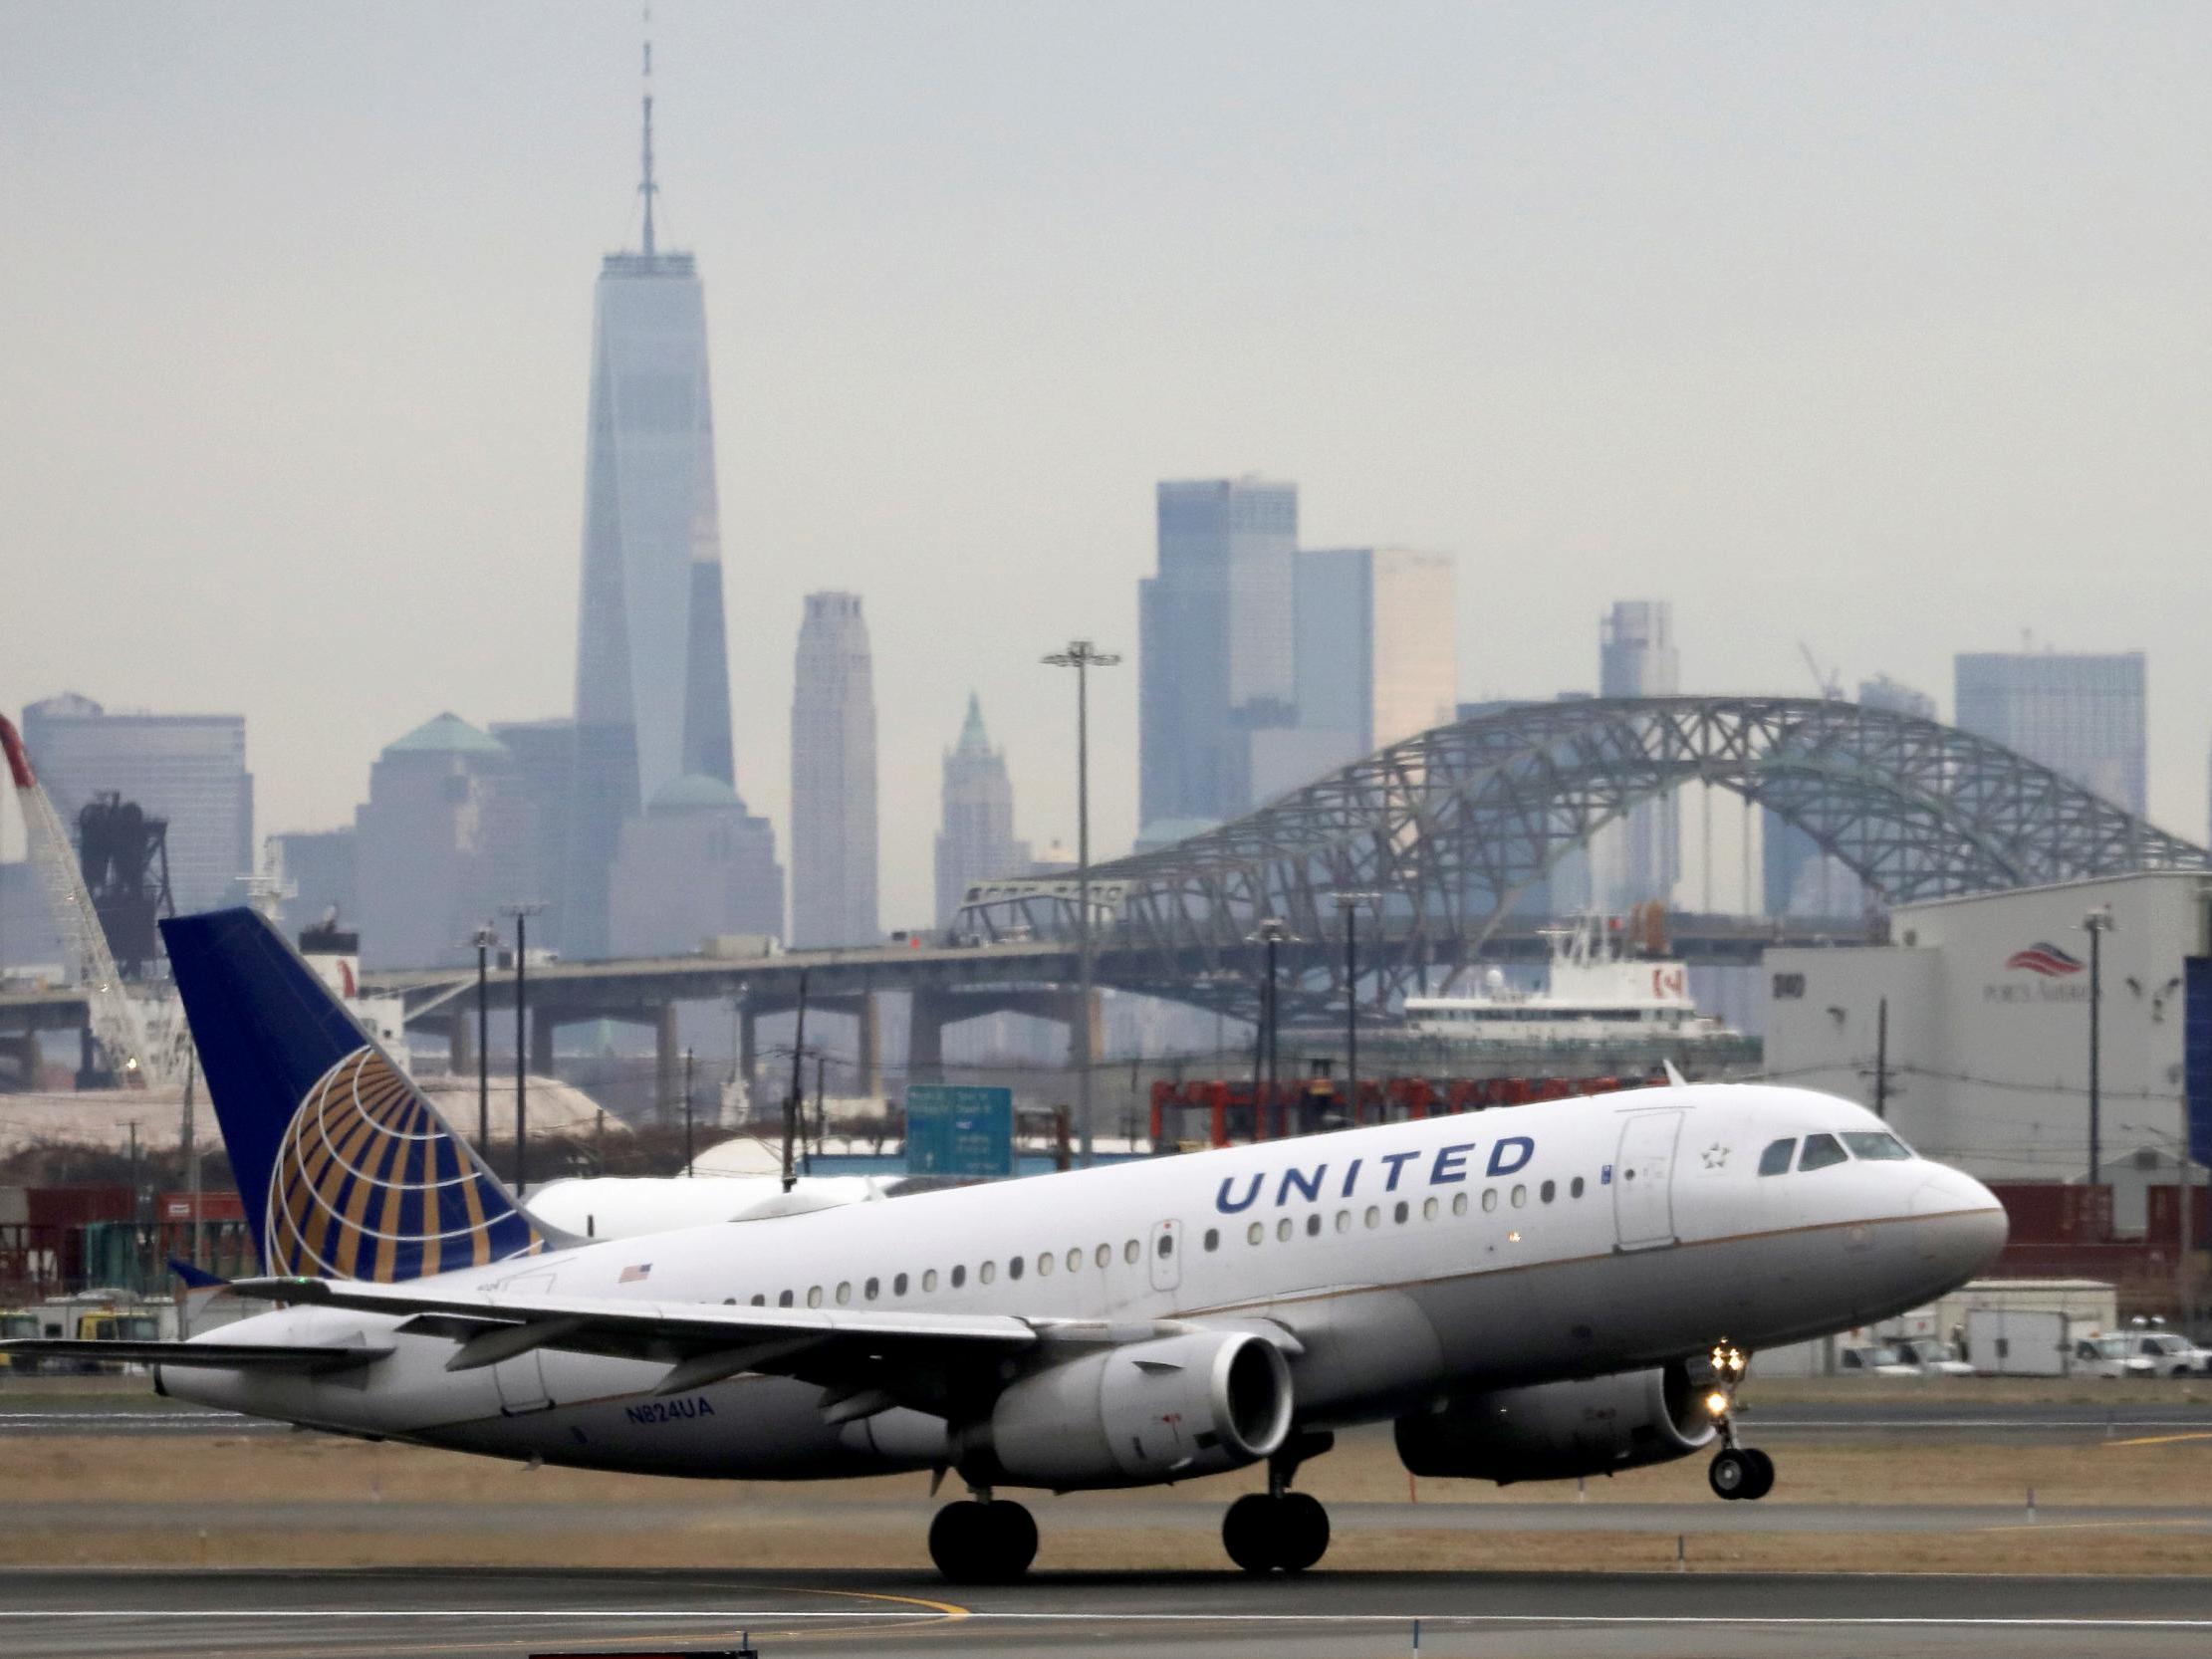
(1335, 894), (1381, 1124)
(783, 969), (810, 1192)
(503, 902), (545, 1195)
(813, 1052), (828, 1173)
(1873, 996), (1888, 1121)
(1044, 640), (1121, 1169)
(124, 1119), (141, 1297)
(1247, 919), (1293, 1136)
(181, 1049), (202, 1278)
(2085, 906), (2114, 1201)
(473, 924), (497, 1156)
(682, 1047), (695, 1177)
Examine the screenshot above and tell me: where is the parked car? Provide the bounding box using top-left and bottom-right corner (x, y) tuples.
(2073, 1333), (2157, 1378)
(2122, 1324), (2212, 1377)
(1890, 1336), (1976, 1377)
(1838, 1344), (1922, 1377)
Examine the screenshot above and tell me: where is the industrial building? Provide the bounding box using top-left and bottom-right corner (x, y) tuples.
(1765, 869), (2209, 1187)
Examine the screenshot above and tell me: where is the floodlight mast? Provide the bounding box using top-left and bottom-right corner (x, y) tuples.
(1043, 641), (1120, 1167)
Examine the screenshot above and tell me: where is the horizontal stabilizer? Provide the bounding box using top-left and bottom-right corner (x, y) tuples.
(0, 1338), (391, 1372)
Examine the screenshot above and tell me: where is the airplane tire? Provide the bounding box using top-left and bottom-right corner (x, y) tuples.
(1707, 1448), (1755, 1501)
(1740, 1448), (1775, 1501)
(1222, 1494), (1281, 1573)
(1275, 1492), (1331, 1573)
(928, 1500), (1038, 1583)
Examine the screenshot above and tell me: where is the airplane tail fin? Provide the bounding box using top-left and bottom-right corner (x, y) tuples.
(160, 908), (554, 1283)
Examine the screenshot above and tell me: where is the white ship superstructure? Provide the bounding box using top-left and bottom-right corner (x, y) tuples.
(1403, 916), (1734, 1047)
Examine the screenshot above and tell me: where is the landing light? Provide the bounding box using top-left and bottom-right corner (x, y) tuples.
(1704, 1390), (1731, 1418)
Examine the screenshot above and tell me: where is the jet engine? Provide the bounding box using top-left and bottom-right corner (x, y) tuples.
(956, 1329), (1294, 1489)
(1393, 1362), (1716, 1485)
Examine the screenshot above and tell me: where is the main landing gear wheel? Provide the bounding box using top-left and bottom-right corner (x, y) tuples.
(1222, 1491), (1332, 1574)
(1707, 1446), (1775, 1502)
(928, 1499), (1038, 1583)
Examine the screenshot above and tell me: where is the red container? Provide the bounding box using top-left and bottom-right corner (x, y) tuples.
(23, 1187), (133, 1229)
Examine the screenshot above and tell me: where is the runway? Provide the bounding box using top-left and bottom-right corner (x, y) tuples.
(5, 1566), (2212, 1659)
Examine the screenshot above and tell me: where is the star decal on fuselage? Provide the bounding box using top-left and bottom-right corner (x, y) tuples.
(1701, 1143), (1729, 1169)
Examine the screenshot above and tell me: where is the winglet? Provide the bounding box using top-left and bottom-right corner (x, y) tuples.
(1663, 1060), (1689, 1088)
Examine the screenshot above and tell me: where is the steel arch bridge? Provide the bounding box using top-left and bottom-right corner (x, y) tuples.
(966, 696), (2212, 1021)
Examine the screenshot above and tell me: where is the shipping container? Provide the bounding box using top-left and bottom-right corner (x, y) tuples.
(1967, 1307), (2069, 1375)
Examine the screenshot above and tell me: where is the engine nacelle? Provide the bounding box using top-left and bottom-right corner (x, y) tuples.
(957, 1329), (1294, 1489)
(1394, 1362), (1716, 1485)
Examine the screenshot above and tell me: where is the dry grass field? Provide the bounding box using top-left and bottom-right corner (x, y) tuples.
(4, 1408), (2210, 1575)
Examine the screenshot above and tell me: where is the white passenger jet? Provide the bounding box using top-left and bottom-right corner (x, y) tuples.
(2, 909), (2007, 1581)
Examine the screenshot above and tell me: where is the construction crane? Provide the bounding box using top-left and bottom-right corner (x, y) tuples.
(0, 713), (170, 1086)
(1798, 642), (1845, 702)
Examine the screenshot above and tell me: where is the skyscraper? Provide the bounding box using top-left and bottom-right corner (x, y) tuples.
(1138, 479), (1298, 834)
(1763, 675), (1937, 917)
(19, 692), (252, 916)
(354, 714), (532, 970)
(1955, 650), (2147, 815)
(564, 48), (743, 959)
(791, 592), (879, 947)
(1597, 602), (1680, 909)
(609, 774), (783, 958)
(935, 694), (1031, 926)
(1255, 547), (1457, 800)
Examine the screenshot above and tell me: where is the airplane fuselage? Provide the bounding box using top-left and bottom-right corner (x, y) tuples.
(172, 1081), (2005, 1484)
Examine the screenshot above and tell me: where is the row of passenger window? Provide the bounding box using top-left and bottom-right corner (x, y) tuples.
(1201, 1172), (1591, 1251)
(1757, 1130), (1913, 1176)
(749, 1235), (1163, 1310)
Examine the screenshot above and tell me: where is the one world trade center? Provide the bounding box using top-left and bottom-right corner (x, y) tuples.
(565, 49), (740, 957)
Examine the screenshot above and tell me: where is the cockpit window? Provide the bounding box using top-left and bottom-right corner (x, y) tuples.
(1842, 1131), (1912, 1161)
(1798, 1133), (1848, 1172)
(1757, 1138), (1797, 1176)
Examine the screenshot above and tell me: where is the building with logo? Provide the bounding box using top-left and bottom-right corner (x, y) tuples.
(790, 592), (879, 948)
(1764, 870), (2212, 1184)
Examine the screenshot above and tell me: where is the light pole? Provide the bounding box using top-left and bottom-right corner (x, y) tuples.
(502, 901), (546, 1194)
(2085, 906), (2115, 1200)
(1333, 893), (1381, 1123)
(1247, 918), (1294, 1134)
(472, 924), (498, 1157)
(1044, 639), (1120, 1167)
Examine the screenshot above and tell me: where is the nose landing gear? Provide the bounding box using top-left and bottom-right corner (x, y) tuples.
(1702, 1342), (1774, 1502)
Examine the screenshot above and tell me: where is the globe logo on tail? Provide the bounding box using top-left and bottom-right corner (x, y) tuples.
(267, 1047), (542, 1281)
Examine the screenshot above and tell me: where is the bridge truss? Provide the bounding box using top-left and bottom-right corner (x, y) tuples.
(965, 696), (2212, 1022)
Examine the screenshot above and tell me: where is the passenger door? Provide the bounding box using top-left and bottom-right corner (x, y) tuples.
(1612, 1109), (1683, 1252)
(1148, 1219), (1182, 1294)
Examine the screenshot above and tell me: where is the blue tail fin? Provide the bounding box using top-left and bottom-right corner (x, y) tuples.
(161, 908), (549, 1282)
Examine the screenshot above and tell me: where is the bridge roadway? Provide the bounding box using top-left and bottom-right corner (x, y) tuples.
(0, 913), (1848, 1085)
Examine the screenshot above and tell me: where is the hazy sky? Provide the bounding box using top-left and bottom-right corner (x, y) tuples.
(4, 2), (2208, 925)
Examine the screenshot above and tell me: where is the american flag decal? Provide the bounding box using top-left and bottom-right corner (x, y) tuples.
(619, 1263), (652, 1284)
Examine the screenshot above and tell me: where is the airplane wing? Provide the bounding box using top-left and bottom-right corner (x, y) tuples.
(0, 1338), (390, 1372)
(231, 1276), (1079, 1416)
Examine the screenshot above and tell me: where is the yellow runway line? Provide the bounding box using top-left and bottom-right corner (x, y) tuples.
(2103, 1431), (2212, 1449)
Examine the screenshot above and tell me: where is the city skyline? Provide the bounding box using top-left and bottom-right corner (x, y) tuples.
(4, 5), (2210, 925)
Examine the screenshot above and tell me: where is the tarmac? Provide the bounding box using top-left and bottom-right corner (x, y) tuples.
(4, 1565), (2212, 1659)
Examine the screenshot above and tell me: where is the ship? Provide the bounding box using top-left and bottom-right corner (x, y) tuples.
(1401, 914), (1736, 1048)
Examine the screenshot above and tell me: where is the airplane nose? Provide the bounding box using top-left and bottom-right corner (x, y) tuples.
(1910, 1168), (2009, 1282)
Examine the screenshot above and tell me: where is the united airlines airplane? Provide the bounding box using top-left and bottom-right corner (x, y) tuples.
(3, 910), (2008, 1582)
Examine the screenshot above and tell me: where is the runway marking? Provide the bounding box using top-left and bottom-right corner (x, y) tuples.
(2105, 1431), (2212, 1448)
(6, 1610), (2212, 1628)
